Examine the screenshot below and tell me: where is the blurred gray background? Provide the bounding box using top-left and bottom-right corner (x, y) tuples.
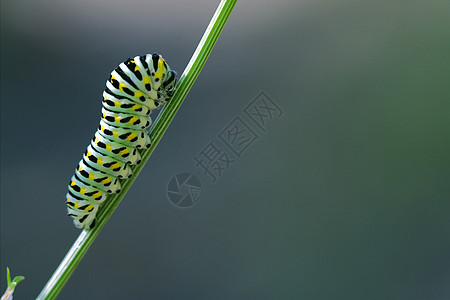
(1, 0), (449, 299)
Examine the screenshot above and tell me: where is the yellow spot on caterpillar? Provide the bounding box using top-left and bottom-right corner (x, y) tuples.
(114, 101), (121, 107)
(78, 166), (83, 172)
(86, 204), (94, 211)
(106, 143), (112, 152)
(95, 138), (99, 144)
(134, 65), (140, 72)
(119, 83), (127, 92)
(110, 75), (117, 83)
(114, 116), (120, 123)
(67, 197), (71, 202)
(120, 149), (129, 155)
(126, 133), (137, 141)
(70, 181), (76, 186)
(102, 177), (111, 184)
(112, 162), (120, 169)
(88, 172), (95, 181)
(155, 59), (164, 78)
(94, 192), (102, 198)
(74, 202), (79, 209)
(112, 130), (119, 139)
(129, 117), (139, 124)
(143, 77), (151, 84)
(80, 187), (85, 194)
(135, 91), (145, 98)
(102, 113), (106, 118)
(132, 104), (141, 111)
(97, 157), (103, 165)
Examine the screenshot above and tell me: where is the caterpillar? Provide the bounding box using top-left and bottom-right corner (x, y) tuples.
(66, 53), (177, 229)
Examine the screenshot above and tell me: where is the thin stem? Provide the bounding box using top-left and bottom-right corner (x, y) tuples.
(36, 1), (237, 299)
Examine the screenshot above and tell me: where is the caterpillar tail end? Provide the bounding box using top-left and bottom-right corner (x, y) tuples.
(67, 193), (99, 230)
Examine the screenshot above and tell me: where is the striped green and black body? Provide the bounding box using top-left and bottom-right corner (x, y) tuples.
(66, 54), (177, 229)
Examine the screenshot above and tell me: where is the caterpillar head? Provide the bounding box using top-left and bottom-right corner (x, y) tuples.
(161, 70), (177, 99)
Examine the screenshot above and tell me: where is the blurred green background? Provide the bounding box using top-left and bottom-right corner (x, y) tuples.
(1, 0), (449, 299)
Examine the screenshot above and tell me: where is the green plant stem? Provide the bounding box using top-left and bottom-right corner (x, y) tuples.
(36, 1), (237, 299)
